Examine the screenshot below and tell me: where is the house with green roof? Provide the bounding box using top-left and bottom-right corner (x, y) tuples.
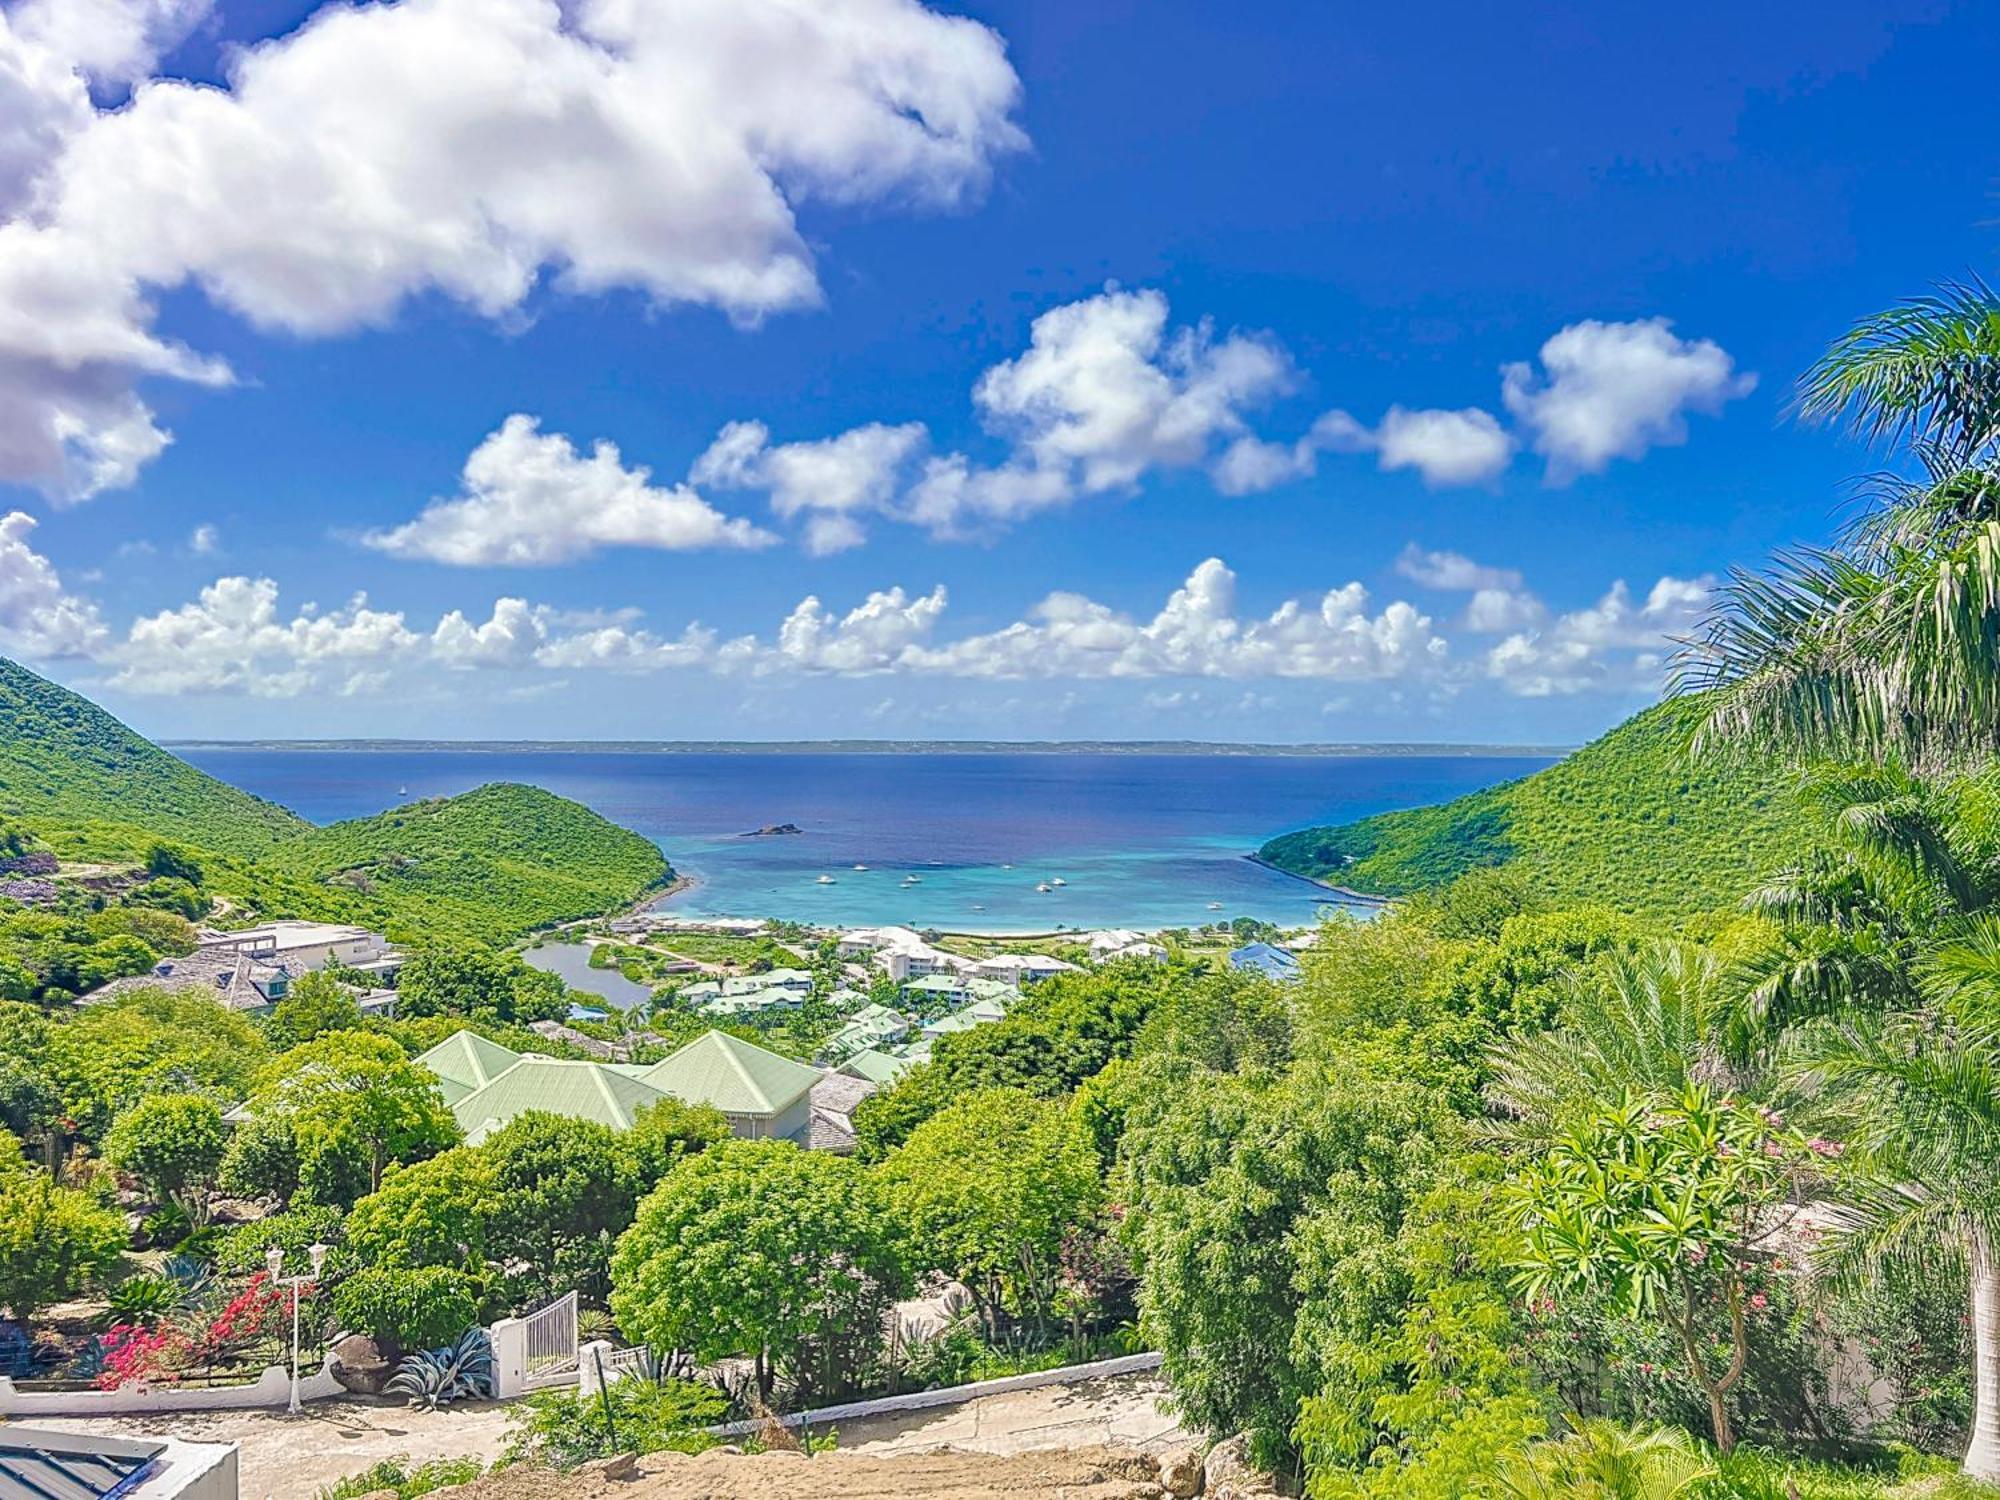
(838, 1047), (913, 1086)
(450, 1054), (671, 1146)
(817, 1002), (911, 1063)
(635, 1030), (822, 1142)
(414, 1030), (526, 1107)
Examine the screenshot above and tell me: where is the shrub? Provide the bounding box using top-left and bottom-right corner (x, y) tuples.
(333, 1267), (479, 1352)
(504, 1375), (726, 1470)
(318, 1455), (483, 1500)
(211, 1205), (349, 1280)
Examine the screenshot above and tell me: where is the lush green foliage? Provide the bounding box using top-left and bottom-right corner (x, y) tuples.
(0, 1154), (125, 1322)
(345, 1148), (500, 1270)
(504, 1376), (725, 1470)
(0, 658), (308, 857)
(1259, 699), (1810, 916)
(102, 1093), (227, 1223)
(319, 1454), (484, 1500)
(332, 1266), (481, 1351)
(483, 1112), (639, 1302)
(878, 1088), (1102, 1338)
(393, 946), (570, 1026)
(611, 1139), (906, 1402)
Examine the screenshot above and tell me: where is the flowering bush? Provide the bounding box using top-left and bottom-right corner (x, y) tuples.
(93, 1271), (313, 1388)
(1505, 1085), (1820, 1454)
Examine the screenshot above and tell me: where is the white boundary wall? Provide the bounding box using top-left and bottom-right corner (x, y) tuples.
(0, 1356), (341, 1416)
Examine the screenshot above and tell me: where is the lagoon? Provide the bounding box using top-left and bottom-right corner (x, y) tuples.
(177, 747), (1557, 932)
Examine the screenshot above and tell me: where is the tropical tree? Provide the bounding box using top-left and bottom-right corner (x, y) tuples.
(0, 1143), (125, 1325)
(1678, 280), (2000, 774)
(102, 1094), (227, 1223)
(876, 1087), (1103, 1339)
(1798, 921), (2000, 1481)
(483, 1112), (639, 1301)
(610, 1140), (905, 1403)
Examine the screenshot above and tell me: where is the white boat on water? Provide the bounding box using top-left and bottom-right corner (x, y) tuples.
(853, 864), (869, 871)
(902, 874), (922, 885)
(1050, 877), (1067, 887)
(1207, 901), (1225, 910)
(816, 874), (838, 885)
(1036, 882), (1053, 893)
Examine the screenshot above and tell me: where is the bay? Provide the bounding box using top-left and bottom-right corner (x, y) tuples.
(176, 748), (1557, 933)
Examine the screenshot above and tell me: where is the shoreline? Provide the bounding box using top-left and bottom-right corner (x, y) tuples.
(1240, 852), (1392, 908)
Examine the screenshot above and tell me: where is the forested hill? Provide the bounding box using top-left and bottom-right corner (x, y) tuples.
(0, 658), (671, 940)
(0, 658), (308, 857)
(267, 783), (671, 940)
(1257, 699), (1811, 917)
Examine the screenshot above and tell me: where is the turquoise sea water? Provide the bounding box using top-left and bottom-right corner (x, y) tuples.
(178, 747), (1557, 933)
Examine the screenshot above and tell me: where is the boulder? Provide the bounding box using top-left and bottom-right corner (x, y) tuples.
(577, 1453), (640, 1481)
(1203, 1434), (1279, 1500)
(1159, 1442), (1205, 1497)
(328, 1333), (397, 1395)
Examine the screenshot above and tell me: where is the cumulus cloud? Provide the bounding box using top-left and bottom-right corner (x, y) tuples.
(0, 510), (107, 657)
(1394, 544), (1522, 593)
(691, 419), (927, 555)
(188, 522), (219, 555)
(365, 415), (776, 565)
(112, 576), (419, 696)
(0, 506), (1709, 704)
(1501, 318), (1756, 480)
(0, 0), (1025, 500)
(702, 285), (1300, 543)
(1485, 574), (1712, 696)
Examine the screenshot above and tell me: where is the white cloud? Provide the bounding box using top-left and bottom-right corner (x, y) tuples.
(1394, 544), (1522, 592)
(188, 522), (219, 555)
(0, 509), (107, 657)
(969, 288), (1293, 495)
(772, 585), (950, 671)
(1214, 404), (1512, 494)
(0, 0), (1025, 499)
(1501, 318), (1755, 480)
(691, 419), (928, 555)
(1484, 574), (1712, 695)
(365, 415), (776, 566)
(112, 576), (419, 696)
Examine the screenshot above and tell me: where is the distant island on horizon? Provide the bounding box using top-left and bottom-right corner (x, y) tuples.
(163, 737), (1576, 758)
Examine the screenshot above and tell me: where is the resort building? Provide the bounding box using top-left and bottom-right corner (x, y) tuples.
(969, 953), (1079, 987)
(627, 1031), (823, 1142)
(837, 926), (966, 981)
(87, 949), (297, 1013)
(196, 920), (403, 980)
(412, 1028), (852, 1148)
(921, 996), (1010, 1039)
(698, 986), (805, 1020)
(1228, 941), (1303, 982)
(838, 1047), (914, 1086)
(818, 1002), (913, 1062)
(448, 1055), (668, 1146)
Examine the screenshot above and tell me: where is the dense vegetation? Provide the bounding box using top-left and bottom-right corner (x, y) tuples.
(267, 784), (670, 943)
(0, 658), (307, 858)
(1258, 698), (1810, 915)
(0, 658), (670, 945)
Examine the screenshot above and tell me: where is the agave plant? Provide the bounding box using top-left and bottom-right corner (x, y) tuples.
(386, 1329), (495, 1410)
(100, 1274), (191, 1330)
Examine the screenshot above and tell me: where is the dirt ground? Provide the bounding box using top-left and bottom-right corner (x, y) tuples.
(29, 1371), (1181, 1499)
(453, 1445), (1174, 1500)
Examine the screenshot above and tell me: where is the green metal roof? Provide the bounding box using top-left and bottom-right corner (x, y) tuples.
(451, 1056), (669, 1145)
(639, 1030), (823, 1116)
(839, 1048), (911, 1085)
(415, 1030), (522, 1107)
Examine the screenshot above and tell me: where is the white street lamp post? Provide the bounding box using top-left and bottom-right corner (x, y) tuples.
(266, 1241), (329, 1415)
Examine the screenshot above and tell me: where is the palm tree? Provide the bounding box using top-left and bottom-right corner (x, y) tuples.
(1675, 280), (2000, 775)
(1487, 941), (1733, 1135)
(1798, 925), (2000, 1481)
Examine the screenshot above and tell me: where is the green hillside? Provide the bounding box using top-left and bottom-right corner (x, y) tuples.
(0, 659), (307, 858)
(268, 783), (671, 941)
(0, 658), (670, 943)
(1257, 699), (1813, 917)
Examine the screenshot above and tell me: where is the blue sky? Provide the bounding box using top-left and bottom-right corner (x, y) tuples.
(0, 0), (1991, 743)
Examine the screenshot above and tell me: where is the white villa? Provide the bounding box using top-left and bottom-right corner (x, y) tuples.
(197, 920), (404, 980)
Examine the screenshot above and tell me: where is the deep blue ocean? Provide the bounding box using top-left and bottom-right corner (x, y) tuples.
(176, 748), (1557, 933)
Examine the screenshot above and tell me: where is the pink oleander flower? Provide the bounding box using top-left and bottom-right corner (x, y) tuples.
(1807, 1137), (1844, 1158)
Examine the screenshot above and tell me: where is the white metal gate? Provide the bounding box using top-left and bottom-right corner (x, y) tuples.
(520, 1290), (580, 1390)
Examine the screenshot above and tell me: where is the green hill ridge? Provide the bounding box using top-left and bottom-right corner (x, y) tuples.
(0, 658), (670, 941)
(1257, 699), (1810, 917)
(0, 658), (308, 858)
